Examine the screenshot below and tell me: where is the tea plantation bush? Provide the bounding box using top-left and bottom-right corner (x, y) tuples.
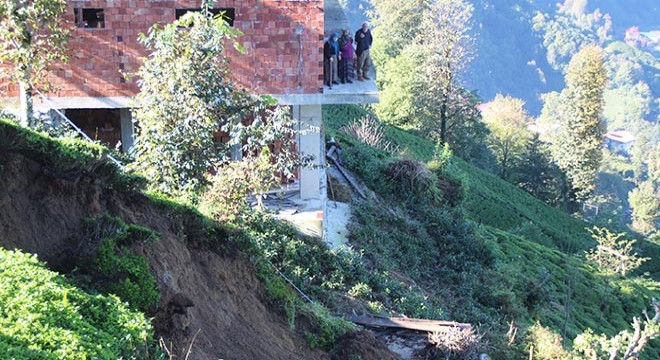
(0, 248), (152, 359)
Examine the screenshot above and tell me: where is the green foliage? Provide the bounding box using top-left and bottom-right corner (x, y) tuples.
(550, 45), (607, 202)
(369, 0), (428, 65)
(0, 118), (147, 193)
(0, 0), (69, 123)
(232, 213), (370, 350)
(131, 12), (305, 205)
(144, 191), (236, 259)
(323, 104), (660, 358)
(0, 248), (152, 359)
(603, 41), (660, 129)
(304, 303), (354, 350)
(573, 299), (660, 359)
(628, 181), (660, 234)
(79, 215), (161, 312)
(532, 1), (611, 72)
(130, 11), (247, 200)
(603, 81), (653, 130)
(448, 157), (589, 251)
(370, 0), (490, 163)
(373, 45), (425, 130)
(482, 94), (534, 180)
(239, 211), (438, 319)
(526, 323), (571, 359)
(515, 134), (563, 205)
(201, 103), (309, 219)
(586, 226), (648, 277)
(200, 160), (253, 220)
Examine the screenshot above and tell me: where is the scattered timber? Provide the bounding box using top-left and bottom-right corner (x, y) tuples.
(326, 145), (367, 199)
(346, 314), (472, 333)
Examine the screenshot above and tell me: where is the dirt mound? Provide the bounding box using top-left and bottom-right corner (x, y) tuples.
(330, 330), (399, 360)
(0, 151), (325, 359)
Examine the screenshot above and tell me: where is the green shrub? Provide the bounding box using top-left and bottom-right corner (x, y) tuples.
(0, 248), (152, 359)
(347, 282), (373, 300)
(303, 303), (354, 350)
(79, 215), (160, 312)
(526, 323), (571, 360)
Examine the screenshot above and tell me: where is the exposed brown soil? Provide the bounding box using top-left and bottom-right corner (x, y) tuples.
(0, 152), (327, 359)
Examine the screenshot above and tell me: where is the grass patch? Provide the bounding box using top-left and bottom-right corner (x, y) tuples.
(0, 118), (146, 194)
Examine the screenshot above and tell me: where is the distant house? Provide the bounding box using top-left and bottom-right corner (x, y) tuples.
(625, 26), (660, 52)
(605, 129), (635, 155)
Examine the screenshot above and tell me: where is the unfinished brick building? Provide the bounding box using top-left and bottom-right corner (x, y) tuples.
(1, 0), (377, 235)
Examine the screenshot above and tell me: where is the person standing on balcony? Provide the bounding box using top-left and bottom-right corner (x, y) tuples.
(355, 22), (373, 81)
(338, 28), (355, 84)
(324, 33), (340, 88)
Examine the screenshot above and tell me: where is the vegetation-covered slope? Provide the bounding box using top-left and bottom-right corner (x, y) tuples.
(0, 118), (364, 359)
(323, 104), (660, 358)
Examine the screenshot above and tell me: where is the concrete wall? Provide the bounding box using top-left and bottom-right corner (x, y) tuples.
(0, 0), (324, 99)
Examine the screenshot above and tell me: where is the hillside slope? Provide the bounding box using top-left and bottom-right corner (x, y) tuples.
(0, 120), (329, 359)
(323, 104), (660, 358)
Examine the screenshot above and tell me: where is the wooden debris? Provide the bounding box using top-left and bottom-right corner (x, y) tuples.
(326, 145), (367, 199)
(346, 314), (472, 333)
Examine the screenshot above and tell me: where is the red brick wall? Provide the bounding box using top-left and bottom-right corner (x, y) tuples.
(1, 0), (323, 99)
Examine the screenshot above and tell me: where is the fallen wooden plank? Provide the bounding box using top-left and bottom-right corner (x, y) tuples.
(326, 147), (367, 199)
(346, 314), (472, 333)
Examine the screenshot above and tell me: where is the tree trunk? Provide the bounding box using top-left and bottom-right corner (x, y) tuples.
(19, 81), (34, 127)
(440, 99), (447, 145)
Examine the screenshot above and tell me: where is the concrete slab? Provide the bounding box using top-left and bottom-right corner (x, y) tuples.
(262, 189), (326, 238)
(323, 76), (378, 97)
(325, 201), (351, 248)
(322, 0), (378, 103)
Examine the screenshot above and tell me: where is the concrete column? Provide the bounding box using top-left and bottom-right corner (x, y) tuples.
(297, 104), (324, 200)
(119, 108), (134, 153)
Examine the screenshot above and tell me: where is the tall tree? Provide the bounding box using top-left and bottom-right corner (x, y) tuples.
(516, 134), (563, 205)
(370, 0), (428, 129)
(628, 181), (659, 235)
(131, 11), (303, 203)
(551, 45), (607, 202)
(0, 0), (69, 125)
(629, 145), (660, 234)
(418, 0), (475, 146)
(371, 0), (483, 154)
(369, 0), (428, 66)
(481, 94), (533, 180)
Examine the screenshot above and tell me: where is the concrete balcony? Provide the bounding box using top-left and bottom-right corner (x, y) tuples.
(321, 0), (378, 105)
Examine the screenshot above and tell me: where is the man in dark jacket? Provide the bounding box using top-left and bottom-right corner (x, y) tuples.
(355, 22), (373, 81)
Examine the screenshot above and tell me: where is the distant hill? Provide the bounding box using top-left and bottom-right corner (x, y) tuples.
(342, 0), (659, 116)
(587, 0), (659, 35)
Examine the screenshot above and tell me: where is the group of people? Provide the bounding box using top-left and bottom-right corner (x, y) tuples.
(324, 22), (373, 88)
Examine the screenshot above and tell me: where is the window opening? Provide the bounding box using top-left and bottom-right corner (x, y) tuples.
(175, 8), (235, 26)
(75, 8), (105, 29)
